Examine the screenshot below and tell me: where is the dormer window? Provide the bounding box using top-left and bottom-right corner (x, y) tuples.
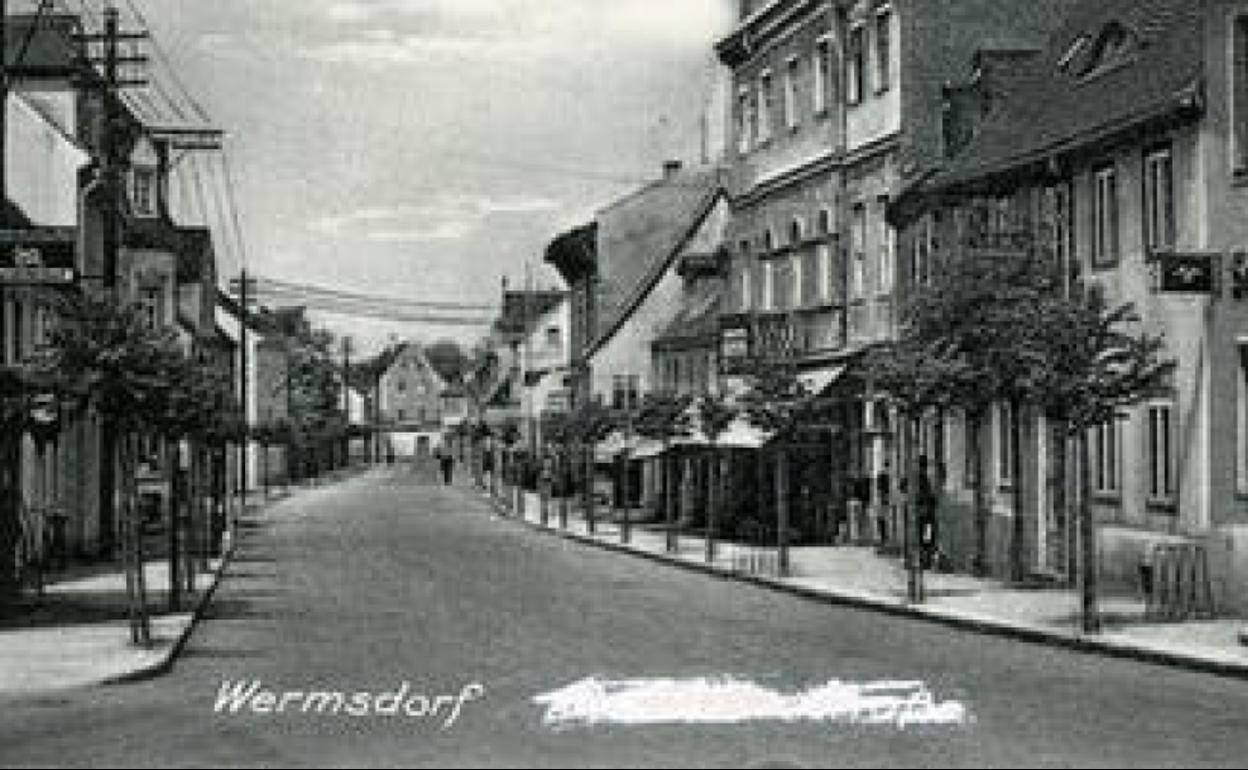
(131, 166), (157, 218)
(1061, 22), (1137, 80)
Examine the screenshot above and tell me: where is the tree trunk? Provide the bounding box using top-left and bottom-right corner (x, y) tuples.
(122, 435), (151, 647)
(971, 410), (988, 576)
(705, 447), (718, 564)
(1050, 421), (1071, 586)
(776, 447), (789, 577)
(905, 413), (922, 603)
(1079, 431), (1100, 633)
(664, 446), (676, 553)
(168, 442), (182, 614)
(621, 453), (631, 545)
(584, 444), (595, 535)
(1010, 398), (1026, 585)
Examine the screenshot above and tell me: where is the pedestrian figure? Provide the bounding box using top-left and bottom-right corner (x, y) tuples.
(917, 455), (939, 570)
(440, 448), (455, 485)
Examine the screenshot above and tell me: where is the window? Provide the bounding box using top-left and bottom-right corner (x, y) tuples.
(813, 36), (831, 115)
(546, 326), (562, 351)
(997, 402), (1015, 487)
(612, 374), (640, 410)
(1093, 418), (1120, 495)
(816, 207), (833, 236)
(874, 7), (892, 93)
(1146, 401), (1175, 503)
(131, 167), (157, 218)
(762, 228), (775, 253)
(1048, 182), (1075, 285)
(789, 217), (804, 246)
(876, 197), (894, 294)
(1143, 146), (1175, 252)
(792, 252), (804, 308)
(912, 213), (934, 287)
(816, 243), (833, 302)
(757, 70), (773, 143)
(847, 25), (865, 105)
(784, 57), (800, 131)
(137, 285), (163, 329)
(1092, 164), (1119, 267)
(762, 261), (776, 311)
(850, 204), (866, 300)
(12, 297), (23, 363)
(1234, 16), (1248, 174)
(396, 379), (407, 393)
(740, 265), (753, 311)
(737, 87), (754, 154)
(397, 409), (406, 422)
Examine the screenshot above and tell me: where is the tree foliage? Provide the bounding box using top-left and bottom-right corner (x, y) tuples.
(633, 391), (694, 444)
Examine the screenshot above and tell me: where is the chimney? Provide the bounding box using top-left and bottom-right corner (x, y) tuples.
(662, 160), (683, 179)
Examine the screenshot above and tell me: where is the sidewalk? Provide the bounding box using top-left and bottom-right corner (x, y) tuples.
(0, 472), (363, 699)
(483, 483), (1248, 679)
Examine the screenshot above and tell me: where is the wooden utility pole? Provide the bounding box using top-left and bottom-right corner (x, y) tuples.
(229, 270), (255, 516)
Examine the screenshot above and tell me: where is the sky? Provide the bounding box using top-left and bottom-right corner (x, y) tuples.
(121, 0), (737, 355)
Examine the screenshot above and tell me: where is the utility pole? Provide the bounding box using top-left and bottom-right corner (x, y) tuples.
(229, 269), (255, 516)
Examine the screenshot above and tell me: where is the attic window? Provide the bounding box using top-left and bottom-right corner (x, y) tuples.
(1062, 21), (1138, 80)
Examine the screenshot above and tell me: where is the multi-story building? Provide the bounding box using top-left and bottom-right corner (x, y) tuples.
(377, 342), (447, 459)
(890, 0), (1248, 613)
(713, 0), (1084, 545)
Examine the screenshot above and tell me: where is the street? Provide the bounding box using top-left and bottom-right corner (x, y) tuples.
(2, 466), (1247, 769)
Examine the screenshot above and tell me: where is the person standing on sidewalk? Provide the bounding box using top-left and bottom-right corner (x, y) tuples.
(917, 455), (939, 570)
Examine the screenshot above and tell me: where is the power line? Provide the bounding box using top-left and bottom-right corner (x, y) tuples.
(249, 275), (498, 313)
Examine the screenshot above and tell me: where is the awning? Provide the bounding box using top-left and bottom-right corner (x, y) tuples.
(714, 417), (772, 449)
(798, 364), (847, 396)
(631, 439), (667, 459)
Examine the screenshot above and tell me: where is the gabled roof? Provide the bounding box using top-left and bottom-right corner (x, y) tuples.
(5, 14), (82, 78)
(922, 0), (1203, 195)
(589, 167), (725, 356)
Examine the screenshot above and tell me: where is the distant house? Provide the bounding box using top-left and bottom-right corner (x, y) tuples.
(377, 343), (447, 458)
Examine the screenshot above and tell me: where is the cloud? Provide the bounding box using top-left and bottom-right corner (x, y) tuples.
(301, 0), (734, 66)
(309, 193), (560, 243)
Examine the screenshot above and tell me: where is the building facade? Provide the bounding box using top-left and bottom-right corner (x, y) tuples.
(713, 0), (1087, 546)
(889, 0), (1248, 612)
(378, 343), (447, 458)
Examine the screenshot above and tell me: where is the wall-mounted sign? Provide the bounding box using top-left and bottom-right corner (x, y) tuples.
(1154, 252), (1218, 294)
(0, 266), (75, 285)
(720, 327), (750, 360)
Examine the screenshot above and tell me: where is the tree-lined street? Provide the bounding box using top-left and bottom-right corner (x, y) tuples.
(3, 466), (1246, 768)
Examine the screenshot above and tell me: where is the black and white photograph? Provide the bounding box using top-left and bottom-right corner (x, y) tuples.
(2, 1), (1248, 767)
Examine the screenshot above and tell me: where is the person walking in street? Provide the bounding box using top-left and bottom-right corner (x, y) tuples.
(440, 448), (455, 486)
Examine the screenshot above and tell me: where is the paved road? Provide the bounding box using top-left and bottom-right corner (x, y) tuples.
(3, 465), (1248, 768)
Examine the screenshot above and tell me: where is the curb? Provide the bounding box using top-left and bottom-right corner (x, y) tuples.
(97, 472), (368, 687)
(493, 497), (1248, 682)
(101, 531), (240, 686)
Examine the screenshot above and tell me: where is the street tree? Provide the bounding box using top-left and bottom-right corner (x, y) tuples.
(40, 293), (196, 646)
(633, 392), (693, 553)
(1024, 286), (1174, 632)
(739, 360), (811, 577)
(697, 391), (736, 564)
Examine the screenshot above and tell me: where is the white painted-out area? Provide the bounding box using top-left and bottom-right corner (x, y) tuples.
(533, 676), (971, 730)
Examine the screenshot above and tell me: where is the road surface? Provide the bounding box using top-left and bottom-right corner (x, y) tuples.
(2, 465), (1246, 768)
